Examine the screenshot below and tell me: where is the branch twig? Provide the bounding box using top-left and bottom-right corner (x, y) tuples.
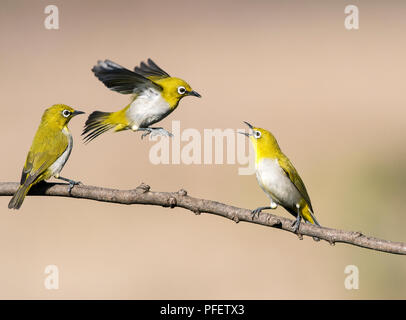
(1, 182), (405, 255)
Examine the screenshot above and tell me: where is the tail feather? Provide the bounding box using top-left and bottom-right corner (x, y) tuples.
(8, 184), (32, 210)
(82, 111), (115, 143)
(311, 213), (320, 227)
(301, 204), (320, 226)
(299, 204), (321, 241)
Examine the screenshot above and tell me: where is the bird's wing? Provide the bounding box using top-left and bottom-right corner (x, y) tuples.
(134, 58), (170, 80)
(92, 60), (163, 95)
(277, 155), (313, 211)
(20, 128), (69, 186)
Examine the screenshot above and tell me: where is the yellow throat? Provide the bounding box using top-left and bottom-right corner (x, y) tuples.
(247, 126), (283, 164)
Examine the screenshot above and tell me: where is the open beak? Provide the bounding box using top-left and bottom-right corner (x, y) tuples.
(73, 110), (85, 116)
(238, 131), (250, 137)
(239, 121), (253, 137)
(187, 90), (201, 98)
(243, 121), (253, 129)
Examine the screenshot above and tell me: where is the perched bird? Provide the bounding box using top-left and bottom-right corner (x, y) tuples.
(241, 122), (320, 232)
(82, 59), (201, 142)
(8, 104), (84, 209)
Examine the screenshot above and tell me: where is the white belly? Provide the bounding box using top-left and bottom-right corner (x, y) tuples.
(256, 158), (302, 208)
(126, 88), (171, 130)
(49, 127), (72, 177)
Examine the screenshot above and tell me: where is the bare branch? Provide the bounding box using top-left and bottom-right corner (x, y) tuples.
(1, 181), (405, 255)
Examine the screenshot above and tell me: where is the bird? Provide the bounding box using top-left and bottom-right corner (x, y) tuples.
(82, 59), (201, 142)
(8, 104), (84, 210)
(241, 122), (320, 233)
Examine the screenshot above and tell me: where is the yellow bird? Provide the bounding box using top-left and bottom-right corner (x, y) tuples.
(241, 122), (320, 232)
(8, 104), (84, 209)
(82, 59), (201, 142)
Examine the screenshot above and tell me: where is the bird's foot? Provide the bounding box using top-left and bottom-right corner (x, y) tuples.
(57, 176), (81, 193)
(251, 206), (272, 220)
(251, 208), (262, 220)
(67, 180), (81, 193)
(139, 127), (173, 139)
(291, 214), (302, 233)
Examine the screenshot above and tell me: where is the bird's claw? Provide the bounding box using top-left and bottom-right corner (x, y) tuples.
(68, 180), (81, 193)
(291, 220), (299, 233)
(140, 128), (173, 139)
(251, 206), (274, 220)
(150, 128), (173, 138)
(251, 208), (262, 220)
(141, 130), (151, 139)
(291, 216), (302, 233)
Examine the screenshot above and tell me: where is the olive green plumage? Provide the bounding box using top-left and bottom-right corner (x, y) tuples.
(241, 122), (320, 233)
(8, 104), (84, 209)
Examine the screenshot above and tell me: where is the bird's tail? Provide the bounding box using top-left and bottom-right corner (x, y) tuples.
(301, 204), (320, 226)
(8, 183), (32, 210)
(302, 204), (321, 242)
(82, 111), (117, 143)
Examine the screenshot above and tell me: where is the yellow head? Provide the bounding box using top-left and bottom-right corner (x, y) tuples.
(241, 121), (282, 162)
(153, 77), (201, 109)
(41, 104), (85, 129)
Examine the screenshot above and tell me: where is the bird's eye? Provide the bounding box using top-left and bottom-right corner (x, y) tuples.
(62, 110), (71, 118)
(177, 86), (186, 95)
(254, 130), (262, 139)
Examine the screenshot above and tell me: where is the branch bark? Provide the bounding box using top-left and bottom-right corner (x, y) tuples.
(1, 181), (405, 255)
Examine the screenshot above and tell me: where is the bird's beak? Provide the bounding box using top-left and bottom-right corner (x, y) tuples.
(73, 110), (85, 116)
(187, 90), (202, 98)
(243, 121), (253, 129)
(239, 121), (253, 137)
(238, 131), (250, 137)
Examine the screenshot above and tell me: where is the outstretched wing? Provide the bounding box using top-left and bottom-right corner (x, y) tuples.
(20, 128), (69, 186)
(277, 155), (313, 212)
(92, 60), (162, 95)
(134, 58), (170, 80)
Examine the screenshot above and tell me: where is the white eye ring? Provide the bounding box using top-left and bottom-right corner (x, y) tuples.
(177, 86), (186, 95)
(254, 130), (262, 139)
(62, 110), (71, 118)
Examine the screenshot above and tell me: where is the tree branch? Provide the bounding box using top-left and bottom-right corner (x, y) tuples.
(1, 181), (405, 255)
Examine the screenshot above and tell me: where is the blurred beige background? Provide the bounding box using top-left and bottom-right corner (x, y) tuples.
(0, 0), (405, 299)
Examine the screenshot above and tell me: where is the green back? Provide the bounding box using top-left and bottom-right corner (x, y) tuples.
(278, 155), (313, 212)
(20, 124), (69, 186)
